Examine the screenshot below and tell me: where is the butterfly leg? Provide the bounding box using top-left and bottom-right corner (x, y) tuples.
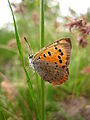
(27, 65), (36, 80)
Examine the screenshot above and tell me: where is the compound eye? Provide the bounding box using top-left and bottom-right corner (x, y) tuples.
(29, 54), (33, 59)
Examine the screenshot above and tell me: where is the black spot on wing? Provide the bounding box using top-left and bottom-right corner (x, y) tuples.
(62, 65), (65, 69)
(66, 62), (67, 65)
(55, 47), (57, 50)
(58, 56), (61, 59)
(59, 60), (62, 64)
(48, 51), (51, 56)
(58, 49), (61, 52)
(56, 65), (58, 67)
(43, 54), (46, 58)
(61, 52), (64, 56)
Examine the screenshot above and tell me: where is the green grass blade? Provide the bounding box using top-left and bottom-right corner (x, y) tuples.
(8, 0), (40, 120)
(8, 0), (24, 66)
(0, 111), (6, 120)
(40, 0), (45, 120)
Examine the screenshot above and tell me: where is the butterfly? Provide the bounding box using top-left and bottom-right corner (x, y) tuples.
(25, 37), (72, 85)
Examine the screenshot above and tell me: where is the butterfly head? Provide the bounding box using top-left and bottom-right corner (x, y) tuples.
(24, 37), (34, 68)
(28, 54), (33, 59)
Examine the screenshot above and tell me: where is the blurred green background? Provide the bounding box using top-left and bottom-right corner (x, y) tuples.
(0, 0), (90, 120)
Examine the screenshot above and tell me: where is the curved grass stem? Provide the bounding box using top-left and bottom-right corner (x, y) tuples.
(8, 0), (40, 120)
(40, 0), (45, 120)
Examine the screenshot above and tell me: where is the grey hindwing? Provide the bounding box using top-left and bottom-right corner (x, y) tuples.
(33, 59), (68, 83)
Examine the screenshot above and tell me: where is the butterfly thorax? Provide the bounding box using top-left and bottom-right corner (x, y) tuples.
(28, 54), (34, 69)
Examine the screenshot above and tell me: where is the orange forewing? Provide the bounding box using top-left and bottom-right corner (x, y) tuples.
(39, 45), (67, 67)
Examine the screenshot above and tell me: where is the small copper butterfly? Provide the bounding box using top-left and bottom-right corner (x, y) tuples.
(25, 37), (72, 85)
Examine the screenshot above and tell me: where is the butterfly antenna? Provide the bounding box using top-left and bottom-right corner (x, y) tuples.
(24, 37), (32, 55)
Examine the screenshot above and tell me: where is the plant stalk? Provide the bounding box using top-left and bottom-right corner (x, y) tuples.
(40, 0), (45, 120)
(8, 0), (40, 120)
